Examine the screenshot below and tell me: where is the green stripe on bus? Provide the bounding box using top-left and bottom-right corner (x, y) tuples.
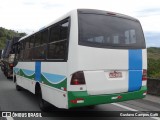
(41, 74), (67, 90)
(15, 69), (67, 91)
(20, 69), (35, 79)
(68, 86), (147, 108)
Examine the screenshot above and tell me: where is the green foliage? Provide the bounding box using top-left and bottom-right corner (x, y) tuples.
(0, 27), (27, 49)
(147, 47), (160, 79)
(147, 47), (160, 60)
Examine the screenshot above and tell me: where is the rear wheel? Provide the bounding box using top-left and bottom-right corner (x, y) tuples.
(6, 71), (10, 79)
(15, 77), (22, 91)
(36, 86), (50, 112)
(16, 84), (22, 91)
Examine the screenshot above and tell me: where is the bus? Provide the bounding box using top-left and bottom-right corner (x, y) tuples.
(1, 37), (20, 78)
(13, 9), (147, 111)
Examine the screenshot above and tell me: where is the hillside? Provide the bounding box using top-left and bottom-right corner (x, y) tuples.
(147, 47), (160, 60)
(147, 47), (160, 79)
(0, 27), (26, 49)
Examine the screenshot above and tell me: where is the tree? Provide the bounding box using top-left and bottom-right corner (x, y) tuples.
(0, 27), (27, 49)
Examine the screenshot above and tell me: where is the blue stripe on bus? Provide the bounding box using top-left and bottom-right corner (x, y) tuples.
(129, 50), (142, 70)
(42, 72), (66, 84)
(128, 50), (142, 92)
(22, 69), (35, 76)
(35, 61), (41, 82)
(14, 68), (20, 74)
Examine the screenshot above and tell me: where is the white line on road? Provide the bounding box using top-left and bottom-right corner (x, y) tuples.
(112, 103), (138, 111)
(111, 103), (160, 120)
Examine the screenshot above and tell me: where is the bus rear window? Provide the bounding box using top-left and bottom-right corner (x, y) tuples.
(78, 13), (146, 49)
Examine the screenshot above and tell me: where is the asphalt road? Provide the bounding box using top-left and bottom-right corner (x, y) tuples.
(0, 69), (160, 120)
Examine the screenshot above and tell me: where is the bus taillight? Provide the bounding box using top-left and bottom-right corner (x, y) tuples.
(70, 98), (84, 104)
(71, 71), (86, 85)
(142, 69), (147, 81)
(9, 63), (14, 68)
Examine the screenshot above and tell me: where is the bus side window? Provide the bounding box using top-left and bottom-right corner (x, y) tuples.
(33, 30), (48, 60)
(35, 33), (41, 47)
(41, 29), (48, 44)
(60, 21), (69, 41)
(48, 19), (69, 60)
(50, 25), (60, 43)
(23, 38), (30, 61)
(19, 42), (24, 61)
(30, 36), (35, 48)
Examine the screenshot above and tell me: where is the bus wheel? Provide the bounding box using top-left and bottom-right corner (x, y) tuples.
(16, 84), (22, 91)
(6, 72), (10, 79)
(36, 87), (49, 112)
(15, 77), (22, 91)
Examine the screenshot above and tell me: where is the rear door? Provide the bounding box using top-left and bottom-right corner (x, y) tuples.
(81, 49), (143, 95)
(84, 70), (128, 95)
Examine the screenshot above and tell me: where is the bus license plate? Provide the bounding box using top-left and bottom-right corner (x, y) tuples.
(109, 71), (122, 78)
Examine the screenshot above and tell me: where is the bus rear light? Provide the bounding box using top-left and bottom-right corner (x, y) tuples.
(117, 96), (122, 99)
(143, 91), (147, 96)
(70, 98), (84, 104)
(10, 63), (13, 67)
(9, 63), (13, 68)
(112, 95), (122, 100)
(71, 71), (86, 85)
(61, 87), (67, 91)
(142, 69), (147, 81)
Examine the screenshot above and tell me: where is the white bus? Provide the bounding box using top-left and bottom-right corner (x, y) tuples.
(13, 9), (147, 111)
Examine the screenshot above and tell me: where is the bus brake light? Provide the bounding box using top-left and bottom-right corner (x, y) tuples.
(10, 64), (13, 67)
(71, 71), (86, 85)
(142, 69), (147, 81)
(70, 98), (84, 104)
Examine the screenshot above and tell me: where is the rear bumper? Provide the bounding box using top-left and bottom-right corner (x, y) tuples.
(68, 86), (147, 108)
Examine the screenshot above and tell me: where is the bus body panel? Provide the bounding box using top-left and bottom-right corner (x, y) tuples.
(142, 49), (147, 87)
(142, 49), (147, 69)
(41, 83), (68, 108)
(41, 62), (68, 108)
(14, 62), (68, 108)
(68, 86), (147, 108)
(77, 46), (129, 95)
(15, 62), (35, 93)
(77, 46), (128, 70)
(68, 45), (145, 95)
(84, 70), (128, 95)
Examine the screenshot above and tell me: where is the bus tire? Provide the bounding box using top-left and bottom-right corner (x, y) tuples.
(36, 86), (49, 112)
(15, 77), (22, 91)
(16, 84), (22, 91)
(6, 72), (10, 79)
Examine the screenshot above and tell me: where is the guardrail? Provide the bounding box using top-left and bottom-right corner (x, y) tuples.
(147, 78), (160, 96)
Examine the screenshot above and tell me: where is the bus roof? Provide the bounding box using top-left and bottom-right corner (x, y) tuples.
(19, 9), (139, 42)
(19, 9), (76, 42)
(77, 9), (139, 21)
